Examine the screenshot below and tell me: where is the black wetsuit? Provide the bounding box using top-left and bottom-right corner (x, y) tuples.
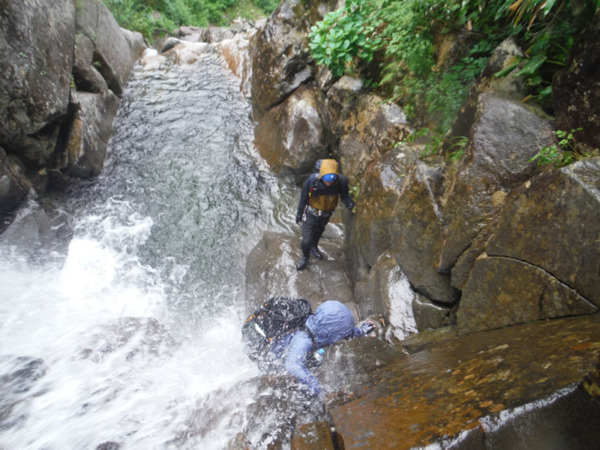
(296, 173), (355, 258)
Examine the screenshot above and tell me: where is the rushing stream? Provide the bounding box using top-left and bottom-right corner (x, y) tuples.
(0, 51), (299, 449)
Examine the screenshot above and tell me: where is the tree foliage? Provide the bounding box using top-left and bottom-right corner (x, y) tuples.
(102, 0), (275, 42)
(308, 0), (600, 132)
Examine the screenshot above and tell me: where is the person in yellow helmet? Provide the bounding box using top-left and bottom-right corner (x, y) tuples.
(295, 159), (356, 271)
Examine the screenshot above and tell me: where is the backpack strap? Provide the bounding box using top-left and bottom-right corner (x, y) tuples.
(308, 175), (319, 199)
(301, 324), (317, 351)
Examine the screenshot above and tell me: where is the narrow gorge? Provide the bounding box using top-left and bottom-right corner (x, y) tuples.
(1, 0), (599, 449)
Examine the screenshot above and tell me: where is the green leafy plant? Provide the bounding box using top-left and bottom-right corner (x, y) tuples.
(308, 0), (598, 134)
(308, 0), (382, 78)
(448, 136), (469, 163)
(405, 128), (444, 157)
(529, 128), (582, 167)
(102, 0), (272, 43)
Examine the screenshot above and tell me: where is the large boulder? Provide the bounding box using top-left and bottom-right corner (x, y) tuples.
(325, 75), (366, 133)
(391, 156), (458, 304)
(249, 0), (338, 118)
(52, 90), (120, 183)
(334, 94), (410, 181)
(350, 143), (419, 271)
(457, 257), (596, 335)
(75, 0), (145, 97)
(439, 94), (555, 286)
(553, 11), (600, 153)
(353, 252), (419, 341)
(0, 0), (75, 166)
(440, 37), (526, 150)
(330, 314), (600, 448)
(254, 86), (329, 175)
(0, 0), (145, 219)
(457, 157), (600, 334)
(486, 157), (600, 308)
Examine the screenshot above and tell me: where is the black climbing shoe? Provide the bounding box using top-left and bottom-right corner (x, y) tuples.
(296, 257), (309, 271)
(310, 247), (323, 259)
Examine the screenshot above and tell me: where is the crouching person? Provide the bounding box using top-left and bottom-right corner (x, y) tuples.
(265, 300), (374, 400)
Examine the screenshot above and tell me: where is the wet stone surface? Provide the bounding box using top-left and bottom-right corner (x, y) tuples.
(329, 314), (600, 448)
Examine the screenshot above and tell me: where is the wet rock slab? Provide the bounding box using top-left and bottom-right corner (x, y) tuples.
(329, 314), (600, 448)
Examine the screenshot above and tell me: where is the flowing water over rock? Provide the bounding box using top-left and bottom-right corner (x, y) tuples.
(0, 51), (298, 449)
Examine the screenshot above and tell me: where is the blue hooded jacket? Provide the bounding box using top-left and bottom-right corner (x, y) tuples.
(269, 300), (364, 398)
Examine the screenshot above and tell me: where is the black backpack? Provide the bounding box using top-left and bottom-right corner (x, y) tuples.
(242, 297), (312, 362)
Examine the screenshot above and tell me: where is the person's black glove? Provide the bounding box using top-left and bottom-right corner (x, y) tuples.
(296, 216), (302, 225)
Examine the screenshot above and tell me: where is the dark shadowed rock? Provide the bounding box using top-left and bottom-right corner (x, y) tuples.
(439, 94), (554, 280)
(412, 293), (450, 331)
(73, 33), (109, 94)
(0, 0), (145, 220)
(52, 89), (120, 183)
(391, 156), (458, 304)
(0, 0), (75, 166)
(553, 12), (600, 153)
(442, 384), (600, 450)
(254, 86), (329, 175)
(0, 148), (31, 218)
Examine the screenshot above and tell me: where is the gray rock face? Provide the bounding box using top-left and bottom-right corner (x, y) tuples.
(439, 94), (555, 277)
(392, 157), (458, 304)
(253, 86), (329, 175)
(62, 89), (120, 178)
(0, 0), (75, 166)
(75, 0), (144, 97)
(457, 257), (597, 335)
(487, 157), (600, 307)
(249, 1), (314, 118)
(249, 0), (337, 118)
(457, 157), (600, 334)
(73, 33), (109, 94)
(348, 144), (418, 275)
(335, 94), (410, 180)
(0, 0), (145, 220)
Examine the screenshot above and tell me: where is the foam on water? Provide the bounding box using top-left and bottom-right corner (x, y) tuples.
(0, 53), (269, 449)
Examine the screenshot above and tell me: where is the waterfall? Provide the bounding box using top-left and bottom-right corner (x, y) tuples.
(0, 50), (297, 449)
